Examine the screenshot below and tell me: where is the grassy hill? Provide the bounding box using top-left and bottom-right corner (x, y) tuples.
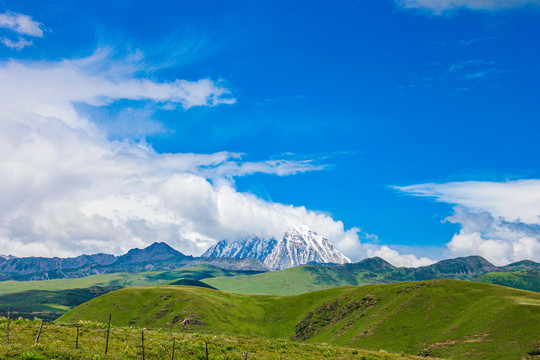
(58, 280), (540, 359)
(0, 265), (254, 320)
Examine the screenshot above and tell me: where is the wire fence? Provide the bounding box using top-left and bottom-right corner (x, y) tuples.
(0, 314), (402, 360)
(0, 315), (309, 360)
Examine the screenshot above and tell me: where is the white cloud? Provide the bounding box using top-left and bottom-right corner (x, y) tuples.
(364, 244), (436, 267)
(396, 180), (540, 265)
(0, 50), (361, 259)
(0, 11), (43, 50)
(0, 11), (43, 37)
(0, 36), (33, 50)
(395, 0), (540, 14)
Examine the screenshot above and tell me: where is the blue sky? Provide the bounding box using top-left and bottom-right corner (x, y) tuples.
(0, 0), (539, 266)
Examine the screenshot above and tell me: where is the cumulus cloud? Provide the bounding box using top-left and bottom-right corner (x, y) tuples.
(0, 50), (362, 259)
(395, 0), (540, 14)
(396, 180), (540, 265)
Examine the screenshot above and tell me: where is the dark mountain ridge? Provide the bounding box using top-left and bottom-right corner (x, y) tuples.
(1, 242), (538, 293)
(0, 242), (269, 281)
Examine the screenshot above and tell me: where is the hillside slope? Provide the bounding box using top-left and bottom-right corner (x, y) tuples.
(58, 280), (540, 360)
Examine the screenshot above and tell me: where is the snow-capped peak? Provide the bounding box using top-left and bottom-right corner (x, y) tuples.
(202, 226), (351, 270)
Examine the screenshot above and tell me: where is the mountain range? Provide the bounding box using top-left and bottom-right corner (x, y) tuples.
(202, 227), (351, 270)
(0, 242), (269, 281)
(204, 255), (540, 294)
(1, 234), (539, 294)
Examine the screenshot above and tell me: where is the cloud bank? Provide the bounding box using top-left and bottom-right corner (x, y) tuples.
(396, 0), (540, 14)
(397, 180), (540, 265)
(0, 50), (366, 260)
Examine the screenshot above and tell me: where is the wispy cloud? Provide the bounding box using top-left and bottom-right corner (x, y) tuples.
(395, 0), (540, 14)
(395, 180), (540, 265)
(448, 60), (494, 73)
(448, 60), (498, 80)
(0, 36), (32, 50)
(457, 37), (497, 47)
(399, 59), (499, 95)
(0, 11), (43, 50)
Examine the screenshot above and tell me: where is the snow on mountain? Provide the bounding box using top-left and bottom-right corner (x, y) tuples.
(202, 226), (351, 270)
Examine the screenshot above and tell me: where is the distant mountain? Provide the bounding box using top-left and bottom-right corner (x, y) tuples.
(343, 257), (396, 272)
(113, 242), (185, 265)
(502, 260), (540, 271)
(205, 255), (540, 294)
(0, 242), (269, 281)
(387, 256), (504, 282)
(0, 253), (115, 275)
(202, 227), (351, 270)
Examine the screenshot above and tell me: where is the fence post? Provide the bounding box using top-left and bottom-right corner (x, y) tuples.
(5, 310), (9, 345)
(244, 351), (248, 359)
(205, 341), (209, 360)
(141, 329), (145, 360)
(75, 326), (79, 349)
(35, 319), (44, 344)
(105, 313), (111, 355)
(171, 337), (175, 360)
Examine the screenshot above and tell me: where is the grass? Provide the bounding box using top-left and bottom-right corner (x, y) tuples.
(57, 279), (540, 359)
(0, 318), (432, 360)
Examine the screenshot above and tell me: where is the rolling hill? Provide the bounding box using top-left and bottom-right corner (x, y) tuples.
(58, 280), (540, 359)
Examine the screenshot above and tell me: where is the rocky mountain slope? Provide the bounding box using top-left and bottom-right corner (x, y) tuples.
(202, 227), (351, 270)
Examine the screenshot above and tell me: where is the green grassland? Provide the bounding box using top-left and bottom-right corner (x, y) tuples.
(0, 265), (253, 320)
(0, 318), (431, 360)
(58, 280), (540, 359)
(202, 264), (383, 295)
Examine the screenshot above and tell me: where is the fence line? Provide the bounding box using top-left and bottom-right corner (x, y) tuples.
(0, 316), (302, 360)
